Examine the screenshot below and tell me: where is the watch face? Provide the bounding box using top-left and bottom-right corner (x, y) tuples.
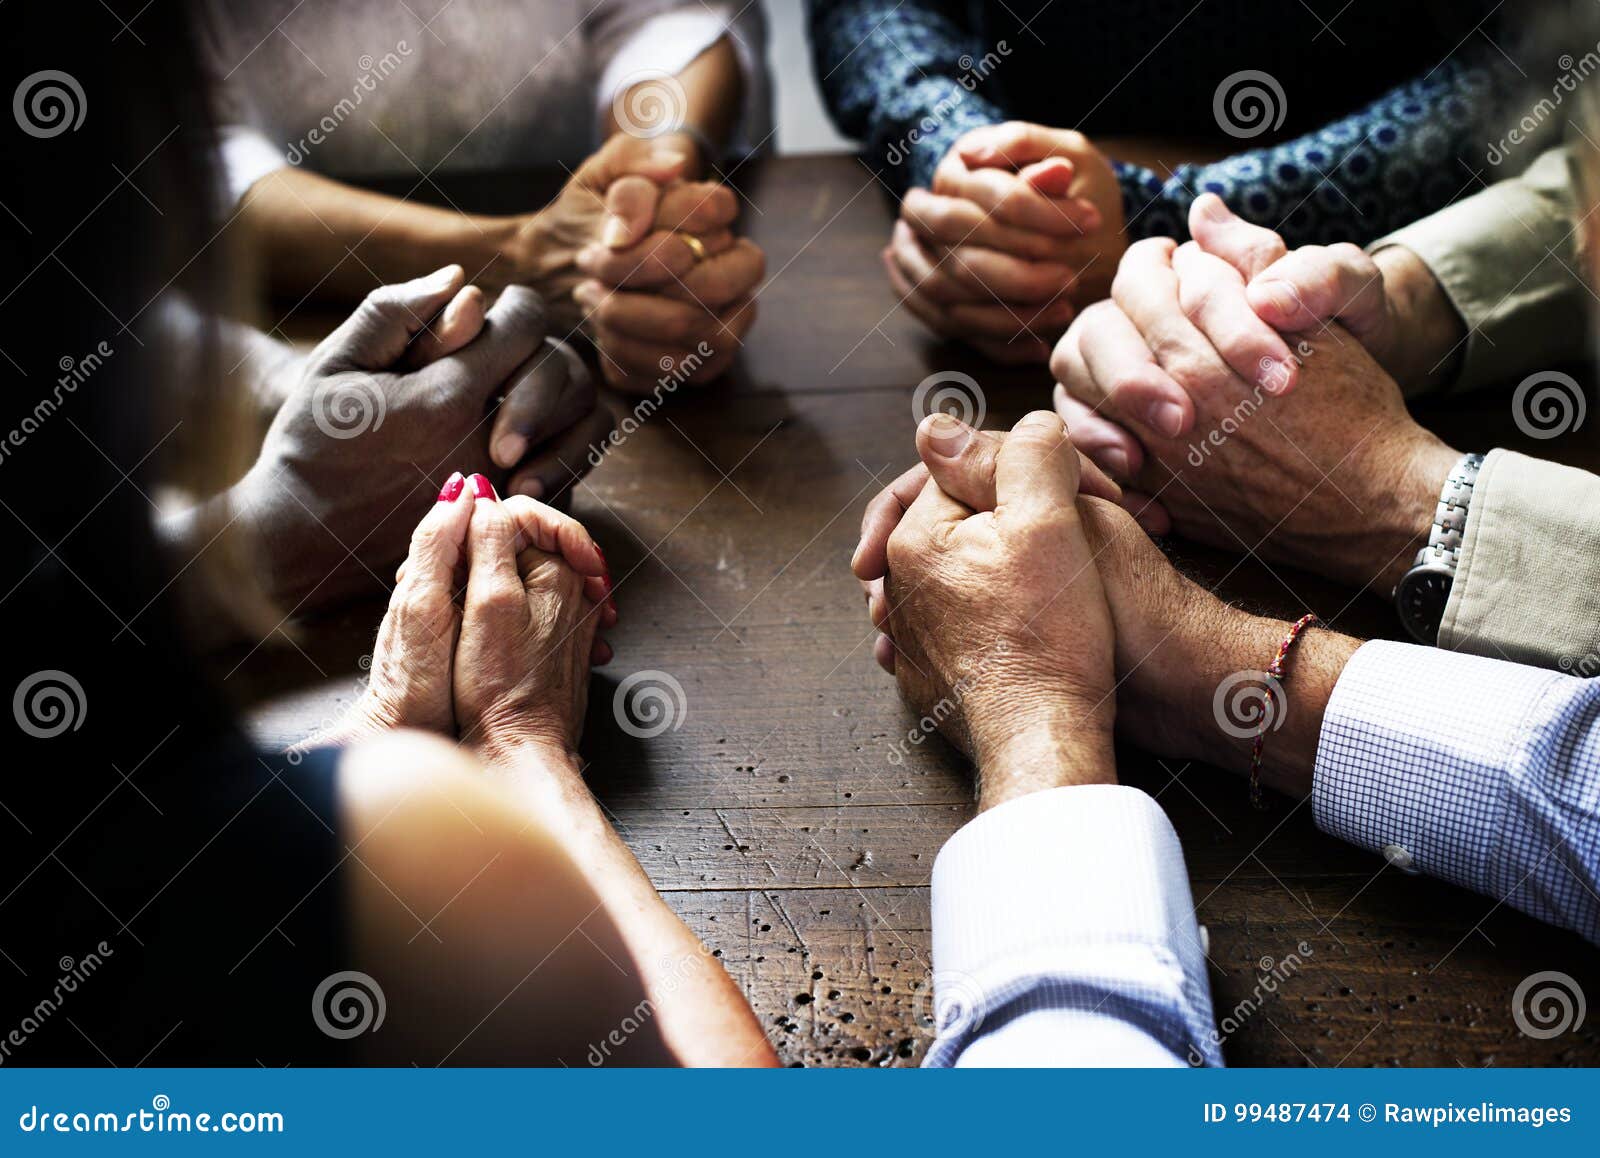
(1397, 567), (1452, 643)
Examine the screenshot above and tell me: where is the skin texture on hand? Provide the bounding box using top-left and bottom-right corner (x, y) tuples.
(451, 486), (614, 763)
(888, 122), (1127, 363)
(225, 268), (613, 610)
(520, 128), (763, 395)
(306, 474), (614, 747)
(1050, 215), (1462, 594)
(866, 412), (1120, 810)
(855, 418), (1364, 804)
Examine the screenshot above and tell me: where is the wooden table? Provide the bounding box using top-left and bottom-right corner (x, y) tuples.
(242, 152), (1600, 1067)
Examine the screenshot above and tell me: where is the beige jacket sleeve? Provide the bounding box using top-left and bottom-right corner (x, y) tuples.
(1438, 449), (1600, 669)
(1369, 146), (1590, 397)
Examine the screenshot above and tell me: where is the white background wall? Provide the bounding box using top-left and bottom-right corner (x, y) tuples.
(760, 0), (855, 154)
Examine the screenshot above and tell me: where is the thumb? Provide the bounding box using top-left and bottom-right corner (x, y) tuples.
(957, 122), (1070, 168)
(1187, 193), (1287, 279)
(601, 175), (663, 249)
(463, 484), (526, 628)
(582, 133), (691, 190)
(995, 411), (1080, 522)
(916, 414), (1001, 512)
(322, 265), (466, 370)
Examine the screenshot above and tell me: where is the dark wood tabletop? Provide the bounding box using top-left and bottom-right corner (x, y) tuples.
(240, 151), (1600, 1068)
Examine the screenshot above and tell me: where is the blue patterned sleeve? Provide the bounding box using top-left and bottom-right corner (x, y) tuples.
(1121, 51), (1517, 245)
(805, 0), (1006, 192)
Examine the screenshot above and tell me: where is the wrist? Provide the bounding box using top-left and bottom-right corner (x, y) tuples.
(1368, 435), (1463, 593)
(468, 715), (582, 776)
(1372, 245), (1465, 392)
(1178, 613), (1359, 798)
(973, 711), (1117, 812)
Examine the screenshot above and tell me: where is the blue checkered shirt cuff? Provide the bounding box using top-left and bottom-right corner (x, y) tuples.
(1314, 640), (1600, 943)
(923, 785), (1221, 1067)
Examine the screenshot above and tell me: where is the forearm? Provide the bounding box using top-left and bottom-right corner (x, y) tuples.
(240, 168), (532, 300)
(1370, 245), (1465, 395)
(1154, 607), (1362, 799)
(483, 738), (778, 1066)
(1121, 49), (1518, 246)
(807, 0), (1001, 191)
(603, 36), (743, 172)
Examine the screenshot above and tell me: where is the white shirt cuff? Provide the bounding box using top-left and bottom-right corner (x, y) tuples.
(596, 8), (769, 159)
(218, 124), (289, 205)
(925, 784), (1220, 1067)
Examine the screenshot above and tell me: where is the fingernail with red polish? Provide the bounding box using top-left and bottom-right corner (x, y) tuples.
(469, 473), (496, 500)
(437, 472), (465, 502)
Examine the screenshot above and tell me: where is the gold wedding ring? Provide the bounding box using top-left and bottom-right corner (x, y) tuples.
(678, 232), (708, 264)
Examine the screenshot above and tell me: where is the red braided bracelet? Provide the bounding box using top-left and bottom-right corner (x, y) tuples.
(1249, 613), (1320, 810)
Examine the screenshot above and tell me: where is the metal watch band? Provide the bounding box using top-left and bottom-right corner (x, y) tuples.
(1412, 452), (1484, 572)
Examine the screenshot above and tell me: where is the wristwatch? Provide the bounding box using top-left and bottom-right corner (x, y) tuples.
(1393, 452), (1484, 644)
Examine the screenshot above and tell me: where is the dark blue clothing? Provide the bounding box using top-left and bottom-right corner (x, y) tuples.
(807, 0), (1515, 244)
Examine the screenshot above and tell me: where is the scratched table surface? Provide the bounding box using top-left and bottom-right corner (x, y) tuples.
(239, 150), (1600, 1067)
